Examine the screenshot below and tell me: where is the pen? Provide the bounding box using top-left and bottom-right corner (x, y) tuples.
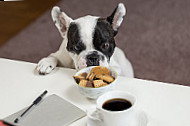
(14, 90), (48, 123)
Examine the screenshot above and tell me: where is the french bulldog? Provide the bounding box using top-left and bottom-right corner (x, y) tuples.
(36, 3), (134, 77)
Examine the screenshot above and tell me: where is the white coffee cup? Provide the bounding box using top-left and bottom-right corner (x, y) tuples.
(88, 90), (136, 126)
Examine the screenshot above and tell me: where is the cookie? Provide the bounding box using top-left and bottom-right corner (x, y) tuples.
(86, 72), (96, 81)
(73, 75), (85, 80)
(73, 72), (87, 80)
(93, 80), (108, 88)
(79, 80), (88, 87)
(91, 66), (111, 76)
(101, 82), (108, 87)
(73, 72), (88, 83)
(86, 81), (94, 87)
(96, 74), (114, 83)
(79, 72), (88, 78)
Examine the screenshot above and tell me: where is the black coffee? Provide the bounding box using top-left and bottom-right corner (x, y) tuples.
(102, 98), (132, 111)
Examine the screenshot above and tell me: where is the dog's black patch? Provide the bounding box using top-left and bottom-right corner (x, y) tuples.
(66, 23), (86, 54)
(93, 18), (116, 61)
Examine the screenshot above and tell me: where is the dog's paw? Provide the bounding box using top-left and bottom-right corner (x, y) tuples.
(36, 57), (57, 75)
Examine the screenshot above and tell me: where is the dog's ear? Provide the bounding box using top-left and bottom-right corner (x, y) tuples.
(51, 6), (73, 37)
(106, 3), (126, 36)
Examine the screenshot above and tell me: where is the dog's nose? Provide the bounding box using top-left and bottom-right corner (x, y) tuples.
(86, 53), (100, 66)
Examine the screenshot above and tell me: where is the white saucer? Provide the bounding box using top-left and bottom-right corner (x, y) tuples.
(86, 108), (148, 126)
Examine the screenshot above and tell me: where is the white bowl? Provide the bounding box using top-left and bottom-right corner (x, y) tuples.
(73, 66), (118, 99)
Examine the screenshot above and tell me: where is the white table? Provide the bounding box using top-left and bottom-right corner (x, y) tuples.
(0, 58), (190, 126)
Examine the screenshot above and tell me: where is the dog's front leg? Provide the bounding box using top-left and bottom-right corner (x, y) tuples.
(36, 6), (73, 75)
(36, 56), (58, 75)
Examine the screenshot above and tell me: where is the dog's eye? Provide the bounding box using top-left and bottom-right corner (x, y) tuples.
(74, 45), (80, 51)
(74, 42), (82, 51)
(101, 42), (110, 50)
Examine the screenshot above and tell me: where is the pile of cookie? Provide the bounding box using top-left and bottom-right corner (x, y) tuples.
(73, 66), (115, 88)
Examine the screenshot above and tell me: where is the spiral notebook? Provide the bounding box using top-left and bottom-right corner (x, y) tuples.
(3, 94), (86, 126)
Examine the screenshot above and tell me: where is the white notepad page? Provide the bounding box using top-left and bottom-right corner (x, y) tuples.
(3, 94), (86, 126)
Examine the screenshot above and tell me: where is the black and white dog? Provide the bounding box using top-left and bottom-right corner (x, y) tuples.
(36, 3), (134, 77)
